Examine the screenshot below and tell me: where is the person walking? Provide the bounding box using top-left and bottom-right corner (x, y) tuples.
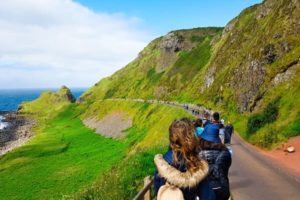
(197, 129), (232, 200)
(154, 118), (216, 200)
(202, 112), (224, 143)
(224, 122), (234, 145)
(194, 118), (204, 137)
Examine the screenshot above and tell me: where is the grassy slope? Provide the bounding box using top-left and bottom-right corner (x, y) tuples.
(192, 0), (300, 148)
(74, 100), (194, 199)
(0, 105), (126, 200)
(0, 97), (192, 199)
(80, 27), (223, 101)
(81, 0), (300, 148)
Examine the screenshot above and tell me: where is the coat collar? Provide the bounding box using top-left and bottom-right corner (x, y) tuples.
(154, 154), (209, 188)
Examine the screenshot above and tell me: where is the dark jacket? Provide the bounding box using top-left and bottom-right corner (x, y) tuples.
(199, 149), (231, 200)
(224, 125), (234, 144)
(154, 149), (216, 200)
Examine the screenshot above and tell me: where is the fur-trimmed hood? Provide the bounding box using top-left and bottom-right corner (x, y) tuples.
(154, 154), (209, 188)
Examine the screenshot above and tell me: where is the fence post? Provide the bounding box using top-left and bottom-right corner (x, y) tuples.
(144, 176), (151, 200)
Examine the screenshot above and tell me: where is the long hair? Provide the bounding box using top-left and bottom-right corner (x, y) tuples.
(169, 118), (203, 172)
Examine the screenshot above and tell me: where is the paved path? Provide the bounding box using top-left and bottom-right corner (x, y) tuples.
(107, 98), (300, 199)
(230, 134), (300, 200)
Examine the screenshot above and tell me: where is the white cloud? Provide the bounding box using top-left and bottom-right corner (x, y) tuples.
(0, 0), (152, 88)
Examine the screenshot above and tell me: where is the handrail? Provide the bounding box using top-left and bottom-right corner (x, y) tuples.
(133, 176), (153, 200)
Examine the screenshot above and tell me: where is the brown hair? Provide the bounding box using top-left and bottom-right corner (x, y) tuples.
(169, 118), (203, 172)
(212, 112), (220, 122)
(194, 118), (203, 127)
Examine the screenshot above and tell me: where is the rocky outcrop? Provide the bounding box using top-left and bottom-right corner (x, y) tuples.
(156, 32), (185, 72)
(272, 61), (299, 86)
(59, 85), (76, 103)
(232, 60), (266, 112)
(0, 113), (35, 156)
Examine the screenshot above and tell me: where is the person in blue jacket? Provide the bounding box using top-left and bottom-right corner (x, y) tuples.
(154, 118), (216, 200)
(202, 112), (224, 143)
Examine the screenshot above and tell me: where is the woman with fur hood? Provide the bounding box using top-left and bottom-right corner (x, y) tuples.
(154, 118), (216, 200)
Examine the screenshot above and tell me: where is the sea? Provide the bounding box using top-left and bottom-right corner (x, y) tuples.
(0, 88), (87, 130)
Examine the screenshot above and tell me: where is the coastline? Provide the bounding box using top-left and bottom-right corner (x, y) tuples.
(0, 112), (35, 156)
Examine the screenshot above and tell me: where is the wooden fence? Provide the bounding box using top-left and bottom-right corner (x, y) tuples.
(133, 176), (153, 200)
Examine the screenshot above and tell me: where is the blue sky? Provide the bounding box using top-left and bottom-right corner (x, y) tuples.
(0, 0), (263, 89)
(75, 0), (263, 36)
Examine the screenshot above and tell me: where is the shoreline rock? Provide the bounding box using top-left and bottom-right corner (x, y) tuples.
(0, 112), (36, 156)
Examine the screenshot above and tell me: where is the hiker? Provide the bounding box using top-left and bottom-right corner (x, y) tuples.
(197, 130), (232, 200)
(194, 118), (204, 137)
(203, 112), (211, 126)
(203, 112), (224, 143)
(224, 122), (234, 145)
(154, 118), (216, 200)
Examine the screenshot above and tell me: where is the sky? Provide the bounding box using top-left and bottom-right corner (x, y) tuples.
(0, 0), (262, 89)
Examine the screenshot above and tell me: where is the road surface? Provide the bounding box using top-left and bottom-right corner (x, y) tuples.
(229, 134), (300, 200)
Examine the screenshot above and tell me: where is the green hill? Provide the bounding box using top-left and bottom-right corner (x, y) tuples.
(1, 0), (299, 199)
(81, 0), (300, 148)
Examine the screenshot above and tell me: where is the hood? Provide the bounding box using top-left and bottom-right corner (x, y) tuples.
(154, 154), (209, 188)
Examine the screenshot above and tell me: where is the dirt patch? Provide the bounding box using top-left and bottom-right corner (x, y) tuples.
(83, 112), (132, 139)
(261, 135), (300, 177)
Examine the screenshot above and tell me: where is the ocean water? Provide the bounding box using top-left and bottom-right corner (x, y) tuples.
(0, 88), (87, 112)
(0, 115), (9, 130)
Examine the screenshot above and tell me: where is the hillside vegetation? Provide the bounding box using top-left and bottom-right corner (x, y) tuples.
(0, 89), (192, 199)
(1, 0), (299, 199)
(81, 0), (300, 148)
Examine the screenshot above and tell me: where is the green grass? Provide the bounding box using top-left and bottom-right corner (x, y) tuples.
(0, 105), (127, 200)
(0, 100), (193, 200)
(74, 146), (166, 200)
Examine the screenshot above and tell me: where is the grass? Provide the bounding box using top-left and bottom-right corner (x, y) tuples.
(0, 99), (193, 200)
(0, 105), (127, 200)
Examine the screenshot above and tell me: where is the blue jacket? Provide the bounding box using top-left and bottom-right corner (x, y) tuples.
(154, 149), (216, 200)
(195, 127), (205, 137)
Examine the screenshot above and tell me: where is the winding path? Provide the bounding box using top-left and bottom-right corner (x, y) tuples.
(108, 98), (300, 199)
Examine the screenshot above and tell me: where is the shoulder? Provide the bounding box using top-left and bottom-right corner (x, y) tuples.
(217, 149), (232, 162)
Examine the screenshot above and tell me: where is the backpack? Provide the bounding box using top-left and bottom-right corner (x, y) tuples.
(157, 182), (185, 200)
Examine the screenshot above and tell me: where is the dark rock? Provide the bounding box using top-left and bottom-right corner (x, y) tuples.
(159, 32), (184, 52)
(273, 33), (282, 39)
(262, 44), (277, 64)
(280, 41), (291, 52)
(231, 59), (266, 112)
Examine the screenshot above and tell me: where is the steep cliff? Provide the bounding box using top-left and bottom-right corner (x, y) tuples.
(81, 0), (300, 147)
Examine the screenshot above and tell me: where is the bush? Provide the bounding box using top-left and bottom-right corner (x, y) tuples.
(257, 126), (279, 148)
(247, 98), (280, 134)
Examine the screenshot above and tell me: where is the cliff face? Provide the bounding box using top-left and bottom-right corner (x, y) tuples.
(80, 27), (223, 101)
(80, 0), (299, 147)
(196, 0), (300, 113)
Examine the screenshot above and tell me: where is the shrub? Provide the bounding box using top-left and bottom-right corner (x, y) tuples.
(247, 98), (280, 134)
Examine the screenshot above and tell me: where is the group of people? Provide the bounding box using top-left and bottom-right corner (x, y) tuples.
(154, 112), (234, 200)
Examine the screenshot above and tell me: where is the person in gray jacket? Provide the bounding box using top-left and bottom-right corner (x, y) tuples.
(197, 127), (232, 200)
